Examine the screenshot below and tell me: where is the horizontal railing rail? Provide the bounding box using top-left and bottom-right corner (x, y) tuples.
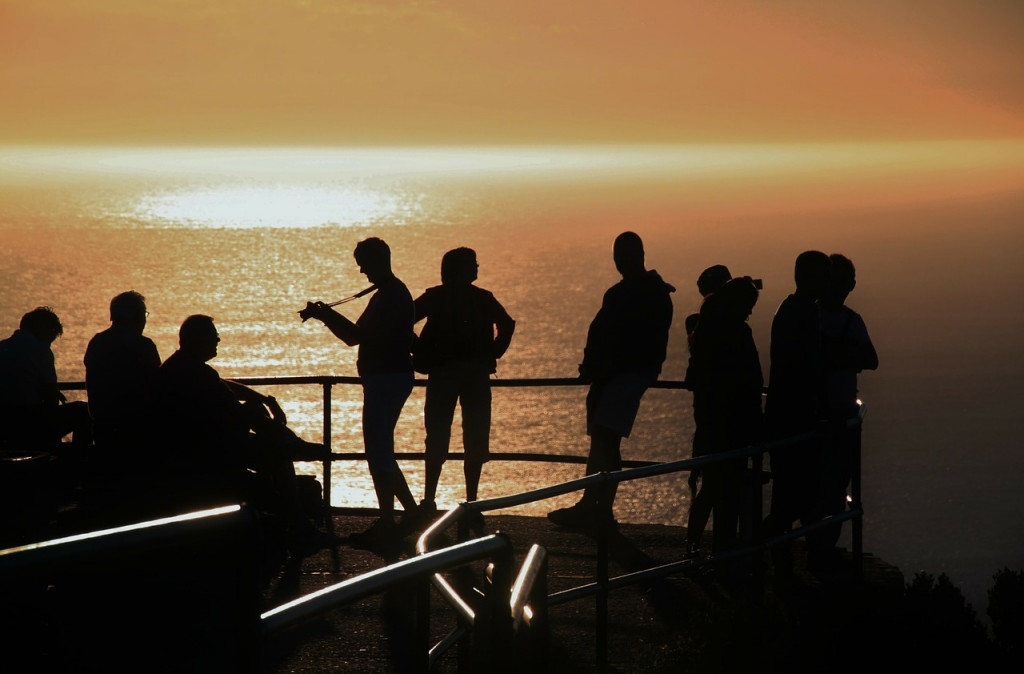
(59, 375), (687, 507)
(0, 505), (264, 671)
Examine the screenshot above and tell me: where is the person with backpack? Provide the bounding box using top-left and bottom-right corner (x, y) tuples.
(412, 247), (515, 529)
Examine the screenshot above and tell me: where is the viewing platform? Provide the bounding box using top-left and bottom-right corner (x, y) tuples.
(264, 510), (904, 673)
(0, 376), (906, 671)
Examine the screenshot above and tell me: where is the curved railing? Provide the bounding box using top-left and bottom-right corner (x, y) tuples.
(411, 406), (865, 670)
(53, 375), (865, 672)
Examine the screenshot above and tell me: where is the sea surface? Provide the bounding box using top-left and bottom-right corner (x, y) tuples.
(2, 142), (1023, 619)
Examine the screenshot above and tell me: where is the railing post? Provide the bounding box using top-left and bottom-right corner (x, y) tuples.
(526, 552), (549, 671)
(415, 577), (431, 673)
(476, 536), (515, 672)
(595, 477), (610, 674)
(851, 416), (864, 580)
(322, 381), (333, 510)
(750, 449), (765, 589)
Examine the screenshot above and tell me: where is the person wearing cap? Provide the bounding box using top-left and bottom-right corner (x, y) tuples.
(684, 276), (764, 557)
(686, 264), (732, 348)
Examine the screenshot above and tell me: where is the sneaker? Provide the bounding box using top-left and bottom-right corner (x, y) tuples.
(463, 510), (485, 534)
(349, 517), (399, 549)
(288, 525), (341, 556)
(399, 500), (439, 534)
(547, 501), (615, 529)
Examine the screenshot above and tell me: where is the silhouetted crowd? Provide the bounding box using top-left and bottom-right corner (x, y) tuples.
(0, 234), (875, 580)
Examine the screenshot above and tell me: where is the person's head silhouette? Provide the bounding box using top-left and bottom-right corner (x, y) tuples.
(696, 265), (731, 297)
(794, 250), (831, 300)
(354, 237), (393, 285)
(440, 247), (479, 286)
(178, 314), (219, 363)
(823, 253), (857, 311)
(613, 231), (646, 279)
(109, 290), (148, 334)
(20, 306), (63, 345)
(717, 276), (760, 321)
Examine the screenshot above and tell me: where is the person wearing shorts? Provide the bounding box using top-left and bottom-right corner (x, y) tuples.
(413, 247), (515, 524)
(548, 232), (674, 528)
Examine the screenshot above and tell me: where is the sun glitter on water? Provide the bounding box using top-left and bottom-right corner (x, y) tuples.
(129, 184), (410, 229)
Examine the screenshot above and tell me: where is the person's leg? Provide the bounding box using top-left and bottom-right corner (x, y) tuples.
(423, 370), (458, 505)
(711, 457), (742, 554)
(459, 364), (492, 503)
(582, 424), (622, 507)
(362, 373), (414, 523)
(686, 480), (713, 555)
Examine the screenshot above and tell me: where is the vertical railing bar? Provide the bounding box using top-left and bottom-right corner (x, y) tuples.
(595, 477), (610, 674)
(851, 406), (865, 579)
(322, 381), (333, 510)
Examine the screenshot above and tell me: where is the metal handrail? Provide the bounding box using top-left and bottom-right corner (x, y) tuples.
(408, 405), (865, 671)
(0, 504), (252, 571)
(509, 543), (547, 630)
(261, 532), (512, 639)
(55, 375), (866, 672)
(58, 375), (684, 507)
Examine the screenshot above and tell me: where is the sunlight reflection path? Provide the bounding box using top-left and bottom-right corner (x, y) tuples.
(129, 184), (411, 229)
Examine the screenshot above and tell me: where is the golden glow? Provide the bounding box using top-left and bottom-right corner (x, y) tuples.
(2, 2), (1022, 144)
(4, 141), (1024, 229)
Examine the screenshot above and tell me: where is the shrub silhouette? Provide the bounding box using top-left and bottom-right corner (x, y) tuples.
(988, 567), (1024, 665)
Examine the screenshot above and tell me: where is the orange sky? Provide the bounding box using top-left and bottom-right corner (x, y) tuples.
(2, 0), (1023, 145)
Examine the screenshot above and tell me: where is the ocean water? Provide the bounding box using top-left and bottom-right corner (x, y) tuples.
(2, 142), (1023, 618)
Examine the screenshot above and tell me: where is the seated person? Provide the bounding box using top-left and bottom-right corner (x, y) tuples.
(154, 314), (322, 544)
(0, 306), (92, 456)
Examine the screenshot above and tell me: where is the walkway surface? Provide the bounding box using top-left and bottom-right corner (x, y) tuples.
(260, 510), (906, 673)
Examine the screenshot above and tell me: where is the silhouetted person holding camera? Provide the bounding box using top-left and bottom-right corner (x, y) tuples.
(548, 232), (674, 528)
(0, 306), (92, 455)
(812, 253), (877, 569)
(154, 314), (317, 548)
(413, 247), (515, 525)
(685, 264), (731, 347)
(85, 291), (161, 456)
(684, 277), (763, 556)
(302, 237), (419, 547)
(762, 250), (831, 575)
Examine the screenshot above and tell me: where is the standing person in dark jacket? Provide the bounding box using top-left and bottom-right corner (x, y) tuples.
(762, 250), (831, 576)
(413, 247), (515, 525)
(812, 253), (877, 569)
(548, 231), (674, 528)
(684, 277), (763, 556)
(302, 237), (420, 546)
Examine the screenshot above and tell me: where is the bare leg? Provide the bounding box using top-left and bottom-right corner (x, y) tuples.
(423, 460), (443, 504)
(393, 469), (417, 511)
(370, 468), (396, 522)
(464, 459), (483, 502)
